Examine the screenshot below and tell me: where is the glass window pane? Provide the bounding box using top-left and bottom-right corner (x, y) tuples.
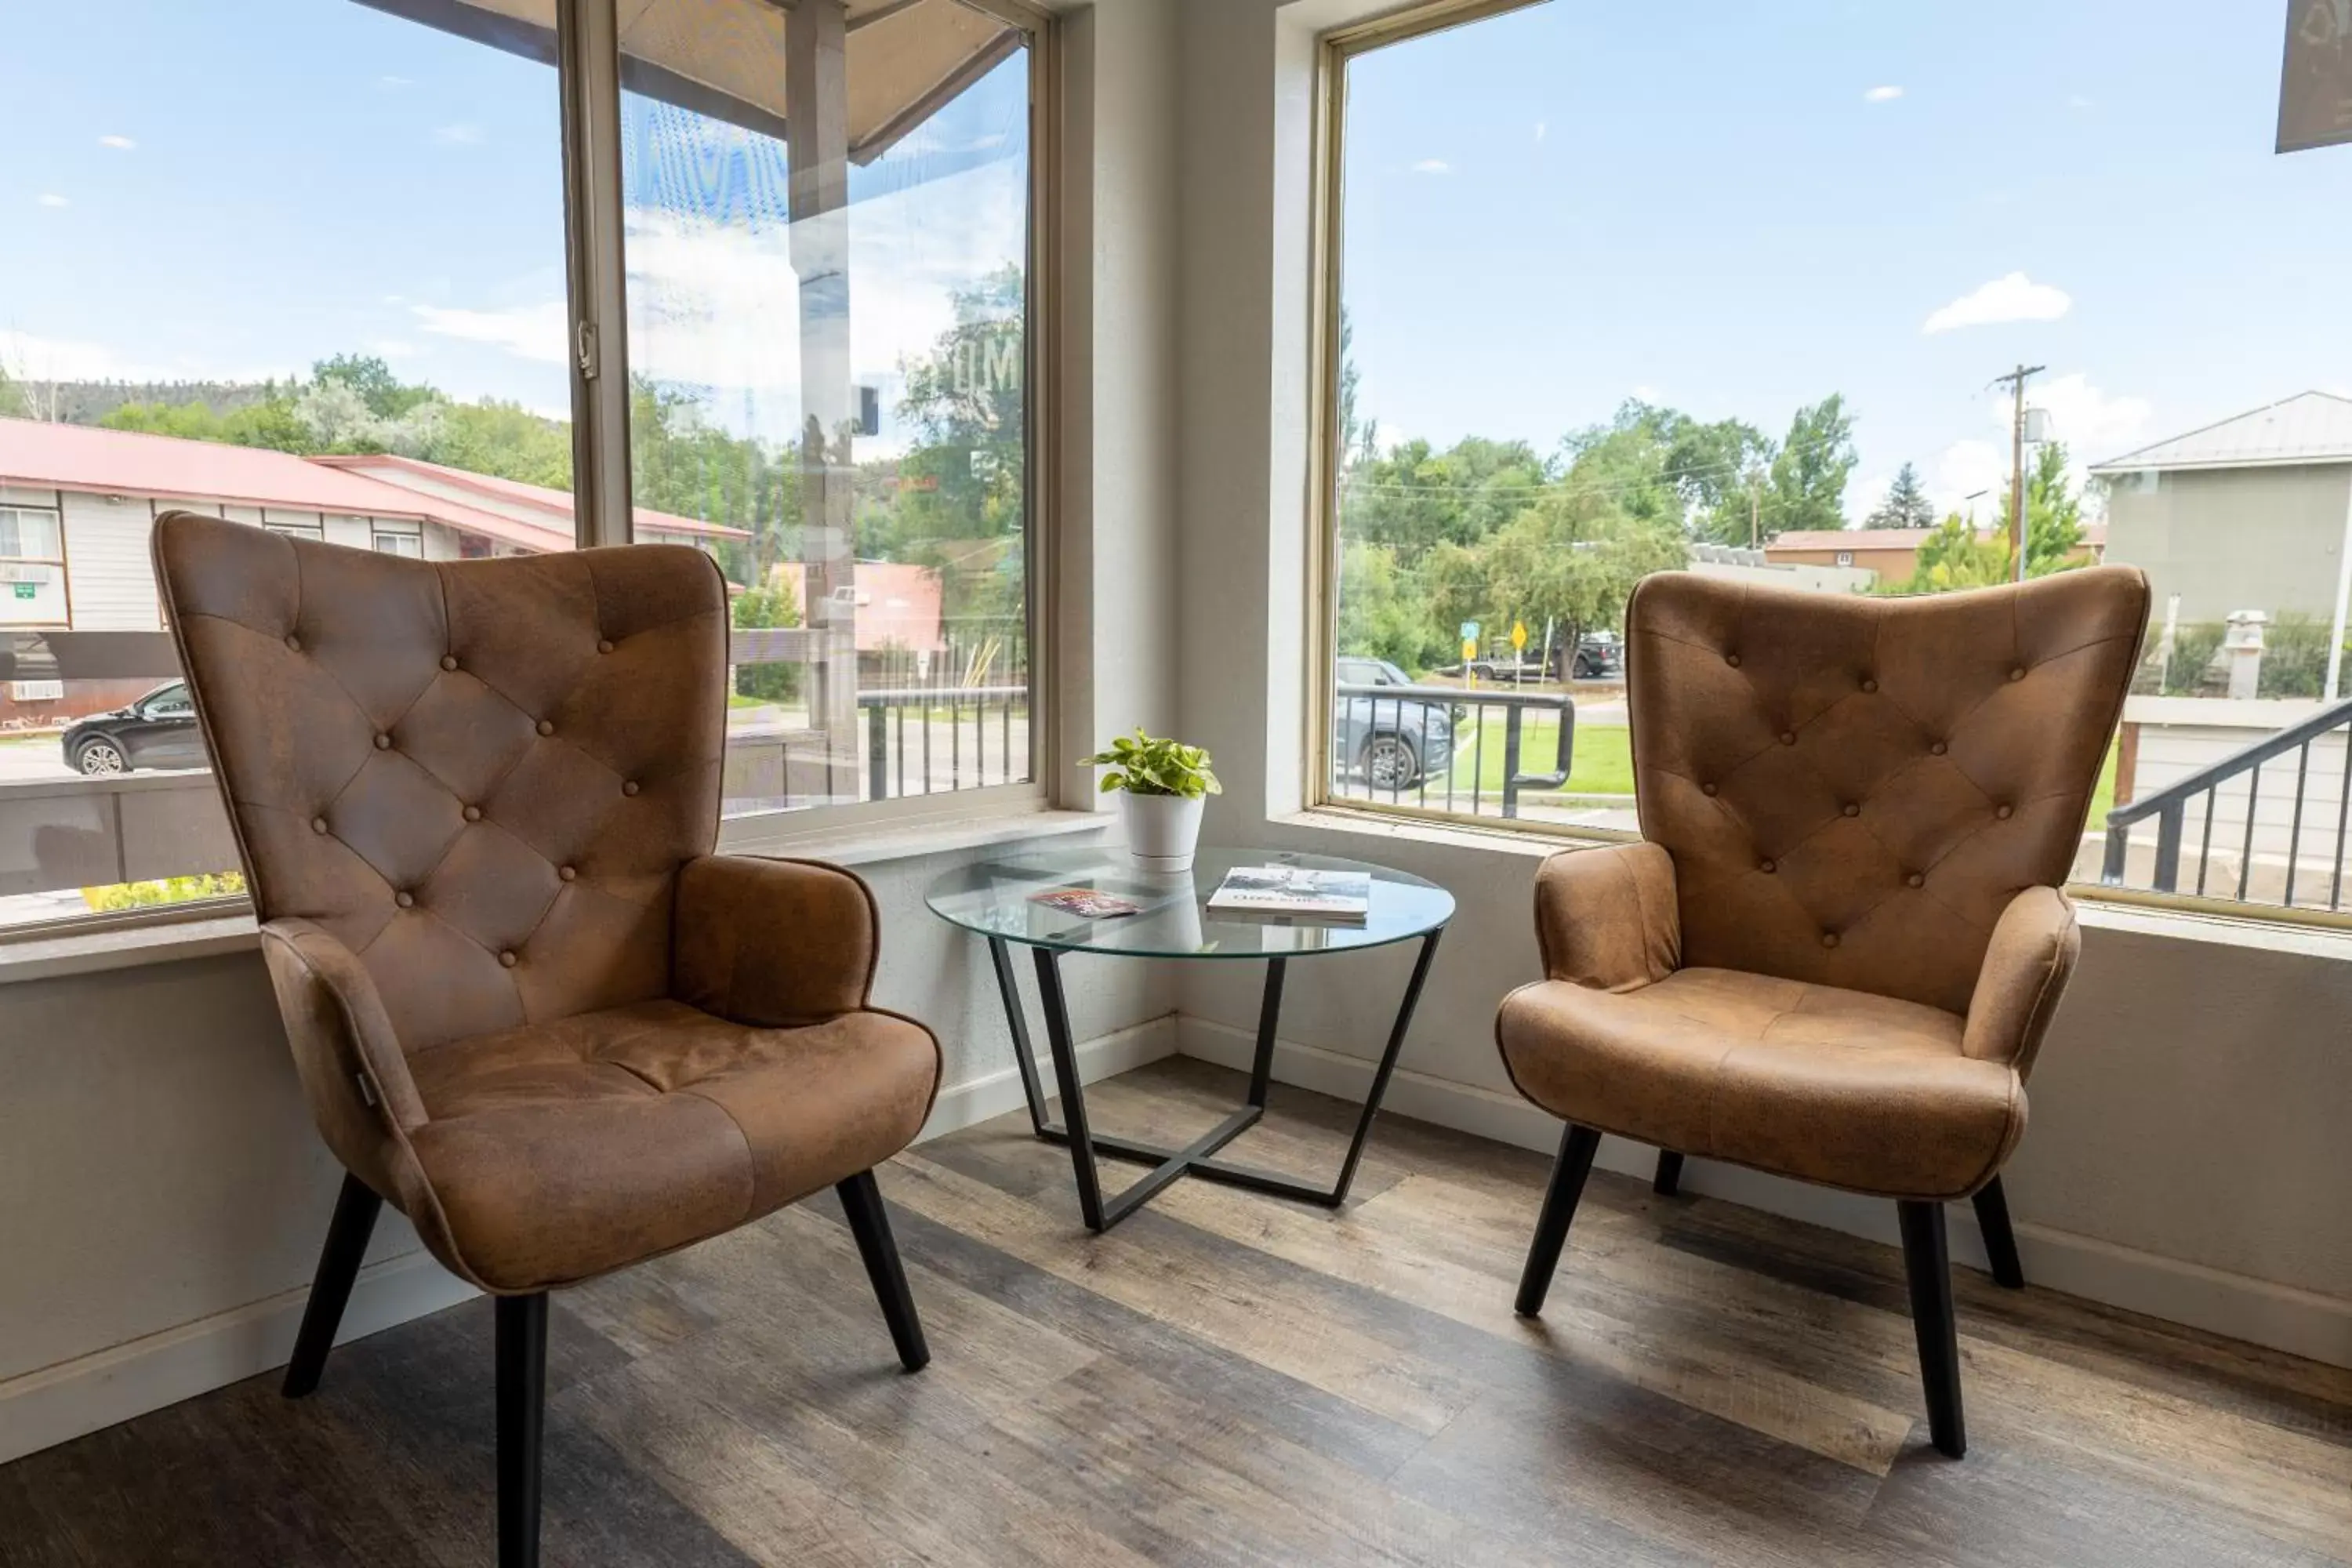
(0, 0), (568, 931)
(620, 0), (1035, 818)
(1323, 2), (2352, 916)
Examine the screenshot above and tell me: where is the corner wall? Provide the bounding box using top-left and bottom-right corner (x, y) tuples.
(1167, 0), (2352, 1369)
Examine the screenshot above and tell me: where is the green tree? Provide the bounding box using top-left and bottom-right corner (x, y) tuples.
(1888, 451), (2089, 594)
(729, 578), (804, 702)
(1866, 461), (1937, 529)
(313, 354), (439, 419)
(0, 361), (24, 419)
(1334, 537), (1441, 671)
(1755, 394), (1857, 539)
(1341, 436), (1548, 558)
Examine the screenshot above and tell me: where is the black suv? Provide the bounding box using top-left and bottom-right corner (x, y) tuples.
(61, 681), (206, 775)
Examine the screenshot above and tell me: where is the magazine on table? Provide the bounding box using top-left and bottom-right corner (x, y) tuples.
(1206, 864), (1373, 924)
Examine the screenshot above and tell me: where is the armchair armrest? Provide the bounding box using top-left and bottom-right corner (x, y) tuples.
(1962, 886), (2080, 1072)
(259, 917), (430, 1198)
(1531, 841), (1680, 990)
(673, 855), (880, 1027)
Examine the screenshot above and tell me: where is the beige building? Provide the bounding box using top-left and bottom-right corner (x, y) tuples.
(2092, 390), (2352, 626)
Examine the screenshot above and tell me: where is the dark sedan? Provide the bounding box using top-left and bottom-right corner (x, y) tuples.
(1335, 657), (1455, 791)
(61, 681), (206, 775)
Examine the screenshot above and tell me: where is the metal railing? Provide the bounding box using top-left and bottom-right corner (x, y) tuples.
(862, 685), (1029, 801)
(1327, 681), (1574, 819)
(2102, 693), (2352, 907)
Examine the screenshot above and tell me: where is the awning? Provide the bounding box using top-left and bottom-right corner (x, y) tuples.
(361, 0), (1021, 163)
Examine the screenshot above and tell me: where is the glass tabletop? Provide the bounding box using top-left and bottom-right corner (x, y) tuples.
(924, 846), (1455, 960)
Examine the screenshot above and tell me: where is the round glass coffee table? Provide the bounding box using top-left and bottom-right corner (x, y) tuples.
(924, 845), (1454, 1231)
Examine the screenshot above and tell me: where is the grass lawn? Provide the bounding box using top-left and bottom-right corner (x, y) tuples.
(1439, 713), (2118, 818)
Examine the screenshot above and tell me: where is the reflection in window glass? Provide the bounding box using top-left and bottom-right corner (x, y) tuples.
(620, 0), (1034, 818)
(0, 0), (569, 929)
(1325, 1), (2352, 915)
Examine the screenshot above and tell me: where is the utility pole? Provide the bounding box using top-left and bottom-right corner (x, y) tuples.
(1991, 364), (2045, 583)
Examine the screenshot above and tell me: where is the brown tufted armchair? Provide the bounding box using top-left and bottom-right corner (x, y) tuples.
(152, 513), (942, 1566)
(1499, 565), (2147, 1459)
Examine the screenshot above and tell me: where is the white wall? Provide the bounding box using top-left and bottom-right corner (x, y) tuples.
(60, 492), (162, 630)
(1167, 0), (2352, 1368)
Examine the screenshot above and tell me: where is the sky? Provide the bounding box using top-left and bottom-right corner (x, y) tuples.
(5, 2), (2345, 525)
(1341, 0), (2352, 522)
(0, 0), (1029, 453)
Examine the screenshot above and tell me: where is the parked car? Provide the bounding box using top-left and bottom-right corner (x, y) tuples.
(1458, 633), (1622, 682)
(61, 681), (205, 775)
(1334, 658), (1454, 790)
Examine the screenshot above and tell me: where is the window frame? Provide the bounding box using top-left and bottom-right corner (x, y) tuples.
(1305, 0), (1599, 846)
(566, 0), (1060, 830)
(1300, 0), (2352, 935)
(0, 0), (1062, 946)
(0, 503), (73, 631)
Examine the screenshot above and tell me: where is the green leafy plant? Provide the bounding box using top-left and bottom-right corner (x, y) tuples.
(1080, 730), (1221, 798)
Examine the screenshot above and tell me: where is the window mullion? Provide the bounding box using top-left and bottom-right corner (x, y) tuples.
(558, 0), (634, 549)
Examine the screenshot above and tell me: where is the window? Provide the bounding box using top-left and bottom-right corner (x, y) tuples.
(0, 506), (69, 627)
(0, 0), (1052, 936)
(618, 0), (1043, 821)
(1314, 1), (2352, 923)
(372, 524), (424, 558)
(0, 0), (566, 931)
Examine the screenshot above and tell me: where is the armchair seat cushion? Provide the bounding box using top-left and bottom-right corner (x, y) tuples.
(1497, 967), (2023, 1201)
(404, 999), (939, 1292)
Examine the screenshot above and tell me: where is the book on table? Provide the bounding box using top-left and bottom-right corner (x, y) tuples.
(1206, 865), (1373, 924)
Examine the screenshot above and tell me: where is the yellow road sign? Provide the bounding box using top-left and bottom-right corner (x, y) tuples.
(1510, 620), (1527, 652)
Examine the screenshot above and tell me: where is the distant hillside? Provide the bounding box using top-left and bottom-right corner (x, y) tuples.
(18, 379), (287, 426)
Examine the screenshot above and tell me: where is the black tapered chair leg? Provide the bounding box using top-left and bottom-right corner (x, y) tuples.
(1971, 1177), (2025, 1289)
(1515, 1124), (1602, 1317)
(282, 1173), (383, 1399)
(1896, 1200), (1966, 1458)
(1653, 1149), (1686, 1197)
(837, 1170), (931, 1372)
(495, 1294), (549, 1568)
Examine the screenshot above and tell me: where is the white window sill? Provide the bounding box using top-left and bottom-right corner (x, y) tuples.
(1276, 805), (2352, 963)
(0, 807), (1111, 986)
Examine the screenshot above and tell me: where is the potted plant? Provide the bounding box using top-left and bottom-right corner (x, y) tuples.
(1081, 729), (1220, 870)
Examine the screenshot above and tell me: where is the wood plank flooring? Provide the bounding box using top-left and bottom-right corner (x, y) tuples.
(3, 1055), (2347, 1566)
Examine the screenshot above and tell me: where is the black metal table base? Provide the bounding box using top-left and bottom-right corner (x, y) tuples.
(986, 930), (1443, 1232)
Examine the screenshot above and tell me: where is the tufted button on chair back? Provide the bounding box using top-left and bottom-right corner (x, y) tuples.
(1626, 565), (2147, 1016)
(154, 512), (728, 1052)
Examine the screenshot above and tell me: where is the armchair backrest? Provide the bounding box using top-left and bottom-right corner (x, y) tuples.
(1625, 565), (2147, 1014)
(154, 512), (728, 1051)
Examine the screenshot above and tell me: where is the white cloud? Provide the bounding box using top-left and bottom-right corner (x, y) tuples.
(36, 193), (68, 208)
(1846, 470), (1893, 524)
(432, 122), (483, 147)
(2067, 94), (2094, 111)
(1922, 374), (2154, 518)
(1864, 85), (1904, 103)
(0, 329), (287, 385)
(380, 74), (413, 86)
(1928, 440), (2007, 521)
(412, 299), (568, 364)
(1631, 384), (1664, 404)
(1922, 270), (2072, 333)
(2011, 372), (2152, 465)
(1534, 122), (1548, 143)
(371, 339), (422, 359)
(1410, 158), (1451, 174)
(405, 156), (1028, 448)
(97, 134), (136, 151)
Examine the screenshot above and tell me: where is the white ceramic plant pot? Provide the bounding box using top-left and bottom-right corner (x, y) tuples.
(1120, 792), (1204, 871)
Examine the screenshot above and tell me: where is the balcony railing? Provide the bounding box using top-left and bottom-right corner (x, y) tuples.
(861, 685), (1029, 801)
(1327, 681), (1574, 819)
(2102, 693), (2352, 908)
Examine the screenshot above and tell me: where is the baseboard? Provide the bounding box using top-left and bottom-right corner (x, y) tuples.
(0, 1249), (477, 1467)
(0, 1014), (1181, 1468)
(916, 1011), (1180, 1142)
(1177, 1017), (2352, 1370)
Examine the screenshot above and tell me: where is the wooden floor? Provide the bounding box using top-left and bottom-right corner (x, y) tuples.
(5, 1056), (2348, 1566)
